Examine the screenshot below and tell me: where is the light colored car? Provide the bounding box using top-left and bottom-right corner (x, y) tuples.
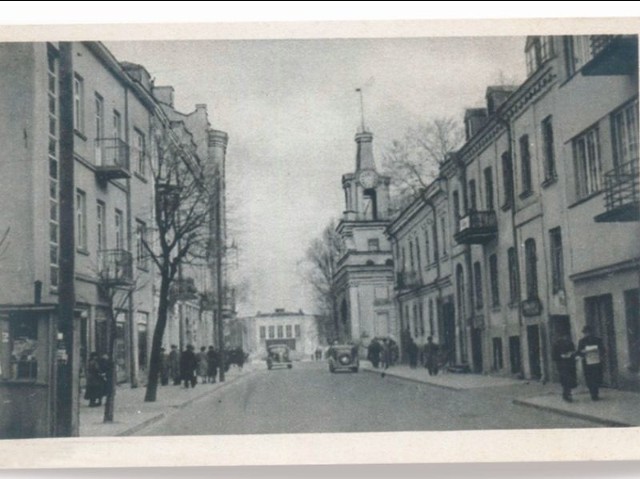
(266, 344), (293, 370)
(328, 344), (359, 373)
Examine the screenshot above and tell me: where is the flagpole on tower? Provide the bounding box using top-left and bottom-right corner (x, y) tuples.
(356, 87), (365, 132)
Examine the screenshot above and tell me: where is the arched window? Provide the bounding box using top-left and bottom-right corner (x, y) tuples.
(525, 238), (538, 300)
(456, 264), (466, 323)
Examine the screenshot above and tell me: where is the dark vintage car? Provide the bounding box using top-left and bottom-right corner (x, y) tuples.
(328, 344), (359, 373)
(266, 344), (293, 370)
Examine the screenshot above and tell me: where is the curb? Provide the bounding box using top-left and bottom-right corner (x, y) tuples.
(512, 398), (632, 428)
(117, 412), (167, 437)
(176, 371), (247, 410)
(362, 368), (463, 391)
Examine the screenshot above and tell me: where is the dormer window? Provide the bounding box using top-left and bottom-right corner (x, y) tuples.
(526, 36), (555, 76)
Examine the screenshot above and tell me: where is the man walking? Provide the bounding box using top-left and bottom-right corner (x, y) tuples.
(424, 336), (440, 376)
(576, 326), (605, 401)
(552, 333), (577, 402)
(168, 344), (181, 386)
(180, 344), (198, 388)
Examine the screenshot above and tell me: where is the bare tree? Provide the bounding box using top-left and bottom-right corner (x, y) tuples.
(143, 123), (215, 402)
(301, 220), (342, 343)
(382, 117), (464, 213)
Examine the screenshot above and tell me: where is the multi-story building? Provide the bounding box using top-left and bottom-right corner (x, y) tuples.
(333, 128), (397, 346)
(0, 42), (229, 438)
(242, 308), (320, 361)
(387, 34), (639, 390)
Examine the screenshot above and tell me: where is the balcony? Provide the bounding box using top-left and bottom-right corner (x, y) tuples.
(98, 249), (133, 286)
(395, 270), (421, 290)
(594, 159), (640, 222)
(453, 210), (497, 245)
(94, 138), (130, 181)
(521, 297), (542, 317)
(582, 35), (638, 76)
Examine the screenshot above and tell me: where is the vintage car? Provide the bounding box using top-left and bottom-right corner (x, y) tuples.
(328, 344), (359, 373)
(266, 344), (293, 370)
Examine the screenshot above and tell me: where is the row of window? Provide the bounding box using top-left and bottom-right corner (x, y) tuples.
(259, 324), (302, 340)
(74, 190), (148, 269)
(400, 298), (436, 338)
(397, 217), (448, 273)
(73, 73), (147, 177)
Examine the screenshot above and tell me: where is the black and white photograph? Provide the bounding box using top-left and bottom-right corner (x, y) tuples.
(0, 7), (639, 472)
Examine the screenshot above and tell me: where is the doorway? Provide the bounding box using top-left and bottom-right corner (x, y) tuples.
(527, 324), (542, 380)
(471, 327), (483, 373)
(441, 300), (456, 364)
(585, 294), (618, 387)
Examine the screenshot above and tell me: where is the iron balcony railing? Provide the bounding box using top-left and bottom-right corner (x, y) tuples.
(396, 270), (421, 290)
(98, 249), (133, 286)
(604, 159), (639, 210)
(94, 138), (130, 179)
(454, 210), (498, 244)
(590, 35), (617, 57)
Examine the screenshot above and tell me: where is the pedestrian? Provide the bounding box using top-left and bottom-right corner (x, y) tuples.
(424, 336), (440, 376)
(197, 346), (208, 384)
(206, 346), (218, 383)
(180, 344), (198, 388)
(84, 352), (106, 407)
(98, 353), (112, 403)
(380, 338), (391, 376)
(368, 339), (381, 368)
(159, 347), (170, 386)
(552, 333), (577, 402)
(407, 338), (419, 369)
(576, 325), (605, 401)
(168, 344), (181, 385)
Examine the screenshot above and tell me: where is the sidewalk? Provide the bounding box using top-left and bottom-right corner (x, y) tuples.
(80, 364), (257, 437)
(362, 362), (640, 427)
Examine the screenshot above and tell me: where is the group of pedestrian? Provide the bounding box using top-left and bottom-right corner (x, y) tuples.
(553, 326), (605, 403)
(84, 352), (112, 407)
(159, 344), (220, 388)
(367, 338), (397, 370)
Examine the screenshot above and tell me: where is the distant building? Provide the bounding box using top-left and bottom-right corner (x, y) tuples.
(243, 309), (320, 361)
(333, 128), (398, 346)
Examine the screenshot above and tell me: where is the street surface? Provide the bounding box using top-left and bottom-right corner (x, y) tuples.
(137, 361), (599, 435)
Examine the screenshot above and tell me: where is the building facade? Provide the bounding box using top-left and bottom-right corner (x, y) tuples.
(334, 129), (397, 346)
(243, 309), (321, 361)
(387, 35), (639, 390)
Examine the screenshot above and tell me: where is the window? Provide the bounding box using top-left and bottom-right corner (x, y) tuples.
(508, 247), (519, 305)
(526, 36), (554, 76)
(452, 191), (460, 231)
(611, 99), (639, 169)
(456, 264), (467, 324)
(404, 305), (410, 332)
(415, 240), (421, 274)
(76, 190), (87, 251)
(285, 325), (292, 338)
(468, 179), (477, 211)
(136, 220), (147, 269)
(413, 304), (419, 337)
(367, 238), (379, 251)
(94, 94), (104, 165)
(564, 36), (591, 77)
(573, 126), (602, 199)
(294, 324), (301, 338)
(489, 254), (500, 307)
(47, 48), (59, 288)
(137, 312), (148, 370)
(401, 247), (406, 271)
(428, 299), (434, 335)
(493, 337), (504, 370)
(134, 129), (146, 176)
(409, 241), (414, 272)
(440, 217), (446, 256)
(501, 152), (514, 208)
(542, 116), (557, 181)
(519, 135), (532, 195)
(2, 314), (39, 381)
(112, 110), (122, 139)
(277, 325), (283, 338)
(259, 326), (266, 339)
(268, 326), (275, 339)
(419, 302), (425, 336)
(424, 228), (430, 264)
(96, 201), (106, 252)
(524, 239), (538, 300)
(473, 261), (483, 309)
(549, 227), (564, 293)
(484, 167), (494, 210)
(73, 74), (84, 132)
(115, 209), (124, 250)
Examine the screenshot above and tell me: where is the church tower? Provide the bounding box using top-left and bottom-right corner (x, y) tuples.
(333, 125), (397, 345)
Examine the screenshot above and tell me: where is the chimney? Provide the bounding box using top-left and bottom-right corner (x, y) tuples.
(195, 103), (207, 112)
(485, 85), (517, 116)
(121, 62), (152, 92)
(464, 108), (488, 141)
(152, 85), (175, 107)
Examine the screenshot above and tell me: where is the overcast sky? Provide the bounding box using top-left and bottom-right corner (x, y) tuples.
(107, 36), (526, 317)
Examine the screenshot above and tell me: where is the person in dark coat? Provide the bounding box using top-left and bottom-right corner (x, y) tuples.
(159, 347), (170, 386)
(368, 339), (381, 368)
(84, 352), (106, 407)
(207, 346), (218, 383)
(552, 334), (577, 402)
(180, 344), (198, 388)
(197, 346), (209, 384)
(424, 336), (440, 376)
(168, 344), (181, 385)
(407, 338), (419, 369)
(576, 326), (605, 401)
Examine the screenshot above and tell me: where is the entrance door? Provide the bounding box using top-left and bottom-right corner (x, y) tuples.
(471, 328), (483, 373)
(441, 301), (456, 364)
(625, 289), (640, 373)
(509, 335), (521, 375)
(527, 325), (542, 380)
(585, 294), (618, 387)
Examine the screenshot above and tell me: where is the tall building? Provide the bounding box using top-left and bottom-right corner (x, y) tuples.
(334, 128), (397, 345)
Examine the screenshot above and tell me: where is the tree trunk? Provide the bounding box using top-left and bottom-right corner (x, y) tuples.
(103, 306), (117, 423)
(145, 273), (171, 402)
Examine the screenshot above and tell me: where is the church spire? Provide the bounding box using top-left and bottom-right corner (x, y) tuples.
(354, 87), (375, 171)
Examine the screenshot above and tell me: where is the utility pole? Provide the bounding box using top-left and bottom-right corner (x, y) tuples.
(56, 42), (79, 437)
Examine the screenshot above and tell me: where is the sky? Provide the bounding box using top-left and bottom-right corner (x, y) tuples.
(106, 35), (526, 317)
